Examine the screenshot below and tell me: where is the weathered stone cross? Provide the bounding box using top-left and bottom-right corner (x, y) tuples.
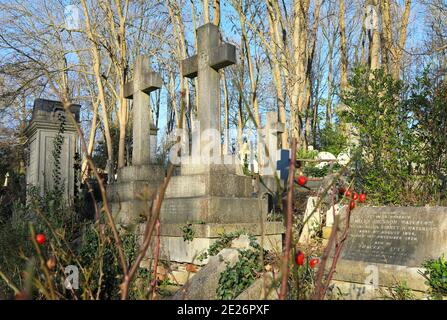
(124, 55), (162, 166)
(182, 23), (236, 159)
(261, 111), (285, 175)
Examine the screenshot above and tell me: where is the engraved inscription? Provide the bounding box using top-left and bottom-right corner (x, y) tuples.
(341, 210), (439, 266)
(198, 51), (209, 69)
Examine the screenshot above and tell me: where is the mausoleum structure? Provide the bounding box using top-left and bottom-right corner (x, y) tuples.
(24, 98), (80, 200)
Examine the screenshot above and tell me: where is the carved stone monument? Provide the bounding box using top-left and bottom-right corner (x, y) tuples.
(152, 24), (284, 264)
(108, 56), (164, 226)
(24, 98), (80, 200)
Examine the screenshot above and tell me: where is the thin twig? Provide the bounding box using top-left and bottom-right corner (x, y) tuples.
(150, 219), (161, 300)
(279, 138), (297, 299)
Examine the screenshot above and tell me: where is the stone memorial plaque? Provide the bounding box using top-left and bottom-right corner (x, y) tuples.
(340, 207), (447, 267)
(329, 206), (447, 296)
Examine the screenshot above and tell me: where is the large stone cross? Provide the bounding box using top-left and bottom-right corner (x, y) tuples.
(124, 55), (162, 166)
(182, 23), (236, 160)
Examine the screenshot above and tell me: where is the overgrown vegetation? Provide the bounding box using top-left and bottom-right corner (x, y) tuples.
(340, 67), (447, 206)
(213, 232), (268, 300)
(380, 281), (417, 300)
(216, 247), (264, 300)
(419, 255), (447, 299)
(0, 119), (152, 299)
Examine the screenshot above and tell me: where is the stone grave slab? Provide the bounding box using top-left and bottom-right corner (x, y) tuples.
(329, 206), (447, 298)
(298, 196), (321, 244)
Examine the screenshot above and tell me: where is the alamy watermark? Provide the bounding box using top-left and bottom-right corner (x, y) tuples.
(166, 122), (282, 175)
(64, 265), (79, 290)
(64, 4), (81, 30)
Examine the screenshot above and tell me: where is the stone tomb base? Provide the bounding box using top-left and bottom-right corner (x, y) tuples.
(110, 160), (285, 265)
(140, 221), (284, 265)
(327, 260), (428, 299)
(154, 160), (284, 264)
(108, 164), (165, 227)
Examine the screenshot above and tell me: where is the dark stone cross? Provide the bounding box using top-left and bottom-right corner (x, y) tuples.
(276, 149), (290, 181)
(124, 55), (162, 166)
(182, 23), (236, 159)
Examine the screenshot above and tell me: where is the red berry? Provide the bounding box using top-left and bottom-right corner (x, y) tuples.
(295, 251), (305, 266)
(344, 190), (351, 197)
(359, 193), (366, 203)
(349, 200), (356, 210)
(36, 233), (46, 245)
(353, 192), (359, 200)
(338, 187), (346, 194)
(309, 258), (320, 269)
(297, 176), (307, 186)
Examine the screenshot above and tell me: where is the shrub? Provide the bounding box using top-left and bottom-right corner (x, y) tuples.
(419, 255), (447, 299)
(340, 66), (447, 206)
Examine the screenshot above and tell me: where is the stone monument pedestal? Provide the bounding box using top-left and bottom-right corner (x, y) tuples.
(108, 164), (165, 227)
(147, 158), (284, 265)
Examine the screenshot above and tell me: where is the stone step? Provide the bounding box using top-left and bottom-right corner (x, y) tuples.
(143, 221), (285, 237)
(160, 196), (268, 224)
(110, 199), (152, 226)
(117, 164), (165, 182)
(180, 161), (244, 176)
(165, 174), (253, 198)
(108, 180), (158, 202)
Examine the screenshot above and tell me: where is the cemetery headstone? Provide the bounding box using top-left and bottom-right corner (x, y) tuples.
(329, 206), (447, 298)
(276, 149), (290, 181)
(3, 172), (9, 187)
(298, 196), (321, 244)
(259, 111), (284, 177)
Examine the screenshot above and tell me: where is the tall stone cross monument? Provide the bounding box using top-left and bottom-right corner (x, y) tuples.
(124, 55), (162, 165)
(182, 23), (236, 163)
(157, 24), (284, 266)
(109, 55), (164, 227)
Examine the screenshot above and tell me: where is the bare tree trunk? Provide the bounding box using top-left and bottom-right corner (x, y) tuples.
(339, 0), (348, 90)
(369, 0), (381, 71)
(168, 0), (190, 133)
(381, 0), (392, 73)
(203, 0), (210, 24)
(237, 6), (261, 129)
(213, 0), (220, 26)
(266, 0), (288, 148)
(326, 43), (333, 126)
(81, 0), (114, 178)
(291, 0), (311, 145)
